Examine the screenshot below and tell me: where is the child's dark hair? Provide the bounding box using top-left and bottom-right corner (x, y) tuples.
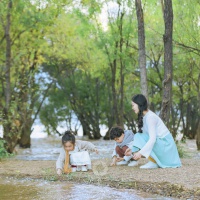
(132, 94), (148, 133)
(62, 130), (75, 145)
(110, 126), (124, 140)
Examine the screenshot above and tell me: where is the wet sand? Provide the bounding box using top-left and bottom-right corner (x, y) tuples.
(0, 156), (200, 199)
(0, 139), (199, 199)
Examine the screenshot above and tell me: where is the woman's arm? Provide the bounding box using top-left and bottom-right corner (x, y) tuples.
(139, 116), (157, 158)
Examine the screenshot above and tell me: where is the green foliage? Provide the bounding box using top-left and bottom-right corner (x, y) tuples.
(0, 0), (199, 144)
(176, 141), (189, 158)
(0, 0), (71, 152)
(0, 140), (12, 160)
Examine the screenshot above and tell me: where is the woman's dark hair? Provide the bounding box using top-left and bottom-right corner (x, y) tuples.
(62, 130), (75, 145)
(132, 94), (148, 133)
(110, 126), (124, 140)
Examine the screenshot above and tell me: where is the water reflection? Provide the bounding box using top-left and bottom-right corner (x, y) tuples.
(0, 178), (173, 200)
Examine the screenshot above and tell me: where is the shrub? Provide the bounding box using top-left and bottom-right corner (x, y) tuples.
(176, 141), (188, 158)
(0, 139), (11, 160)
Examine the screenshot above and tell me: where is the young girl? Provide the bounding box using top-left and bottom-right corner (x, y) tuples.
(125, 94), (181, 169)
(56, 131), (98, 175)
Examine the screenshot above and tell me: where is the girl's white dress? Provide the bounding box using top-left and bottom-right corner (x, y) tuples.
(70, 151), (91, 167)
(56, 140), (96, 170)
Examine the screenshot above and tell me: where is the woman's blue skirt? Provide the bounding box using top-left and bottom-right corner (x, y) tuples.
(132, 133), (182, 168)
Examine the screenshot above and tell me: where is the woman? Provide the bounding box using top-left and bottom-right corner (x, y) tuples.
(125, 94), (181, 169)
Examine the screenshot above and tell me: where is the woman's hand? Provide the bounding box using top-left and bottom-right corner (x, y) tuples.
(124, 148), (132, 156)
(56, 168), (62, 176)
(133, 152), (142, 160)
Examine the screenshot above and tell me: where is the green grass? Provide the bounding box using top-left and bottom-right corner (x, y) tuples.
(41, 168), (58, 181)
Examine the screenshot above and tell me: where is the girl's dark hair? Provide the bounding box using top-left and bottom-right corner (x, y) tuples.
(132, 94), (148, 133)
(62, 130), (75, 145)
(110, 126), (124, 140)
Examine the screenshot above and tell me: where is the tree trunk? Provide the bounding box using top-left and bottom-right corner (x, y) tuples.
(159, 0), (173, 124)
(196, 121), (200, 150)
(103, 83), (113, 140)
(3, 0), (18, 153)
(119, 12), (125, 128)
(135, 0), (148, 101)
(18, 119), (33, 148)
(196, 85), (200, 150)
(111, 57), (120, 125)
(5, 0), (12, 110)
(3, 116), (19, 153)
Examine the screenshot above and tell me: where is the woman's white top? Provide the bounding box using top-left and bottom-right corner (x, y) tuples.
(139, 110), (170, 158)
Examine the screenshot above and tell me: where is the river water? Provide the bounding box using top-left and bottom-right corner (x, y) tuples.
(0, 136), (175, 200)
(12, 136), (115, 161)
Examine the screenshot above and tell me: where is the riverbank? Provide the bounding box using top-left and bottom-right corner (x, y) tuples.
(0, 137), (200, 199)
(0, 139), (199, 199)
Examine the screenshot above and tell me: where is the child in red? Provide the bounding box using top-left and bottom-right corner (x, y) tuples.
(110, 126), (138, 167)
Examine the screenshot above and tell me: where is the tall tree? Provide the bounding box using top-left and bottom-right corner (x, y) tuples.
(5, 0), (12, 110)
(0, 0), (63, 152)
(159, 0), (173, 123)
(39, 11), (105, 139)
(135, 0), (148, 100)
(2, 0), (21, 153)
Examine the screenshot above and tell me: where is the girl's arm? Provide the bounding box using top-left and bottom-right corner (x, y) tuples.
(139, 116), (157, 158)
(77, 140), (97, 152)
(56, 148), (65, 172)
